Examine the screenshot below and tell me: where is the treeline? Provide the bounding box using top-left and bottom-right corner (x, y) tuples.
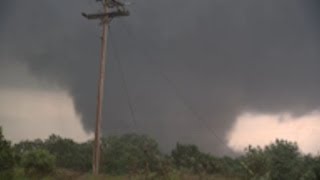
(1, 126), (320, 179)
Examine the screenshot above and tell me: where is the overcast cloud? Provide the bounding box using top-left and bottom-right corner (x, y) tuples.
(0, 0), (320, 155)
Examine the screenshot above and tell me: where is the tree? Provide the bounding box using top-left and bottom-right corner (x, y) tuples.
(265, 139), (304, 180)
(172, 143), (202, 170)
(294, 155), (320, 180)
(216, 156), (245, 177)
(309, 156), (320, 179)
(44, 134), (92, 171)
(241, 145), (268, 178)
(14, 139), (44, 165)
(171, 143), (220, 175)
(241, 139), (306, 180)
(101, 133), (162, 175)
(14, 139), (44, 153)
(0, 127), (14, 179)
(21, 149), (56, 178)
(14, 134), (92, 171)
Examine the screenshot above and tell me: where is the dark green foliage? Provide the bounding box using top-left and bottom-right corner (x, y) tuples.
(44, 135), (92, 171)
(172, 143), (201, 170)
(14, 139), (44, 153)
(241, 145), (268, 178)
(4, 123), (320, 180)
(171, 143), (221, 174)
(215, 157), (245, 177)
(241, 139), (316, 180)
(21, 149), (56, 177)
(14, 134), (92, 172)
(0, 127), (14, 179)
(299, 155), (319, 180)
(309, 156), (320, 179)
(14, 139), (45, 165)
(264, 139), (303, 180)
(101, 133), (162, 175)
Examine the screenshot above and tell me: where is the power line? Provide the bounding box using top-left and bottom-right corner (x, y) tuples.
(115, 20), (254, 174)
(109, 30), (139, 132)
(118, 18), (229, 152)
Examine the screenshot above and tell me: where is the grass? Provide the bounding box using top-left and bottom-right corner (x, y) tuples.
(8, 168), (241, 180)
(80, 172), (240, 180)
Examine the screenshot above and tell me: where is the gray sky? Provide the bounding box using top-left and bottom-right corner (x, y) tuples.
(0, 60), (93, 143)
(1, 0), (320, 155)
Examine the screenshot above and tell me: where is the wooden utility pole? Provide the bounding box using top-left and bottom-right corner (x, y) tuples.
(82, 0), (129, 176)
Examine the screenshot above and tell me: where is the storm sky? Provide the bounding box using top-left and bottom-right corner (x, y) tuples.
(0, 0), (320, 155)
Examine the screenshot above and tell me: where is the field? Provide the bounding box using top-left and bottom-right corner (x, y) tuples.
(11, 168), (239, 180)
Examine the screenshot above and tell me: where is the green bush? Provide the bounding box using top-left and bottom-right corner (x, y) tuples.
(101, 134), (162, 175)
(265, 139), (303, 180)
(172, 143), (201, 170)
(0, 127), (14, 179)
(241, 145), (268, 178)
(171, 143), (221, 175)
(21, 149), (56, 177)
(241, 139), (307, 180)
(44, 134), (92, 171)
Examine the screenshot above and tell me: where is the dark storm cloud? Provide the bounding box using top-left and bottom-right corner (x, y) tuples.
(1, 0), (320, 155)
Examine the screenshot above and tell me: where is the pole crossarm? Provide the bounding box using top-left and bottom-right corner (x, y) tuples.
(82, 10), (129, 20)
(83, 0), (129, 21)
(106, 0), (125, 8)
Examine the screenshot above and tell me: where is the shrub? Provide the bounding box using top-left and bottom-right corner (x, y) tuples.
(265, 139), (303, 180)
(44, 134), (92, 171)
(21, 149), (56, 177)
(0, 127), (14, 179)
(171, 143), (221, 175)
(101, 134), (162, 175)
